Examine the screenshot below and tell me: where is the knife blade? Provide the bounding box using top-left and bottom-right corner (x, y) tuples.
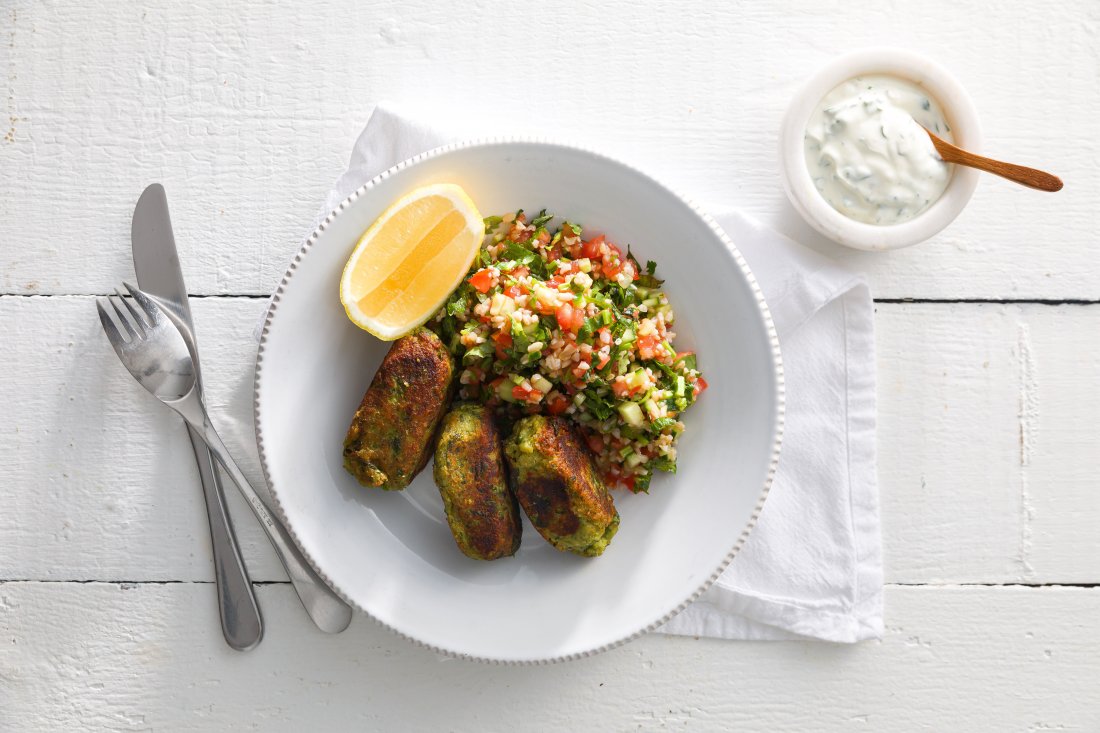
(132, 184), (264, 650)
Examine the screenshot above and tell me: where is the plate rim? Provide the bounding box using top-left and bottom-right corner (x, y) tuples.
(253, 137), (786, 664)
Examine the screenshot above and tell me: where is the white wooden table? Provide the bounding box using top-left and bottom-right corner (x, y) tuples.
(3, 2), (1098, 730)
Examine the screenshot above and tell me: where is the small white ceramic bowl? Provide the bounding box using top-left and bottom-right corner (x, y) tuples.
(779, 48), (982, 251)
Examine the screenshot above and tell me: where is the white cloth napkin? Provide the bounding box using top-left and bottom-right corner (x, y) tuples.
(253, 103), (882, 642)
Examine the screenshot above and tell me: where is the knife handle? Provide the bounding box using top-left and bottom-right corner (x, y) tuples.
(186, 413), (353, 635)
(186, 424), (264, 650)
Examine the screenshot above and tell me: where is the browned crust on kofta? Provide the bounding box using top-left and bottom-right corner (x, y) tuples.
(504, 415), (619, 557)
(433, 403), (521, 560)
(343, 327), (455, 490)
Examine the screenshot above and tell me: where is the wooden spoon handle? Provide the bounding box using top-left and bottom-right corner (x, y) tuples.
(924, 129), (1063, 192)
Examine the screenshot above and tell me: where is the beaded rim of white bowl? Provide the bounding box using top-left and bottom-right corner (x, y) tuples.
(779, 47), (982, 251)
(253, 138), (785, 664)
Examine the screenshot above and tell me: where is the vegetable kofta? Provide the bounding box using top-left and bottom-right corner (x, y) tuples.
(433, 403), (521, 560)
(343, 327), (455, 490)
(503, 415), (619, 557)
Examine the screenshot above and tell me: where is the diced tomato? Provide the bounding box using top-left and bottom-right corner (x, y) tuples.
(468, 268), (494, 293)
(546, 393), (569, 415)
(603, 260), (622, 279)
(556, 302), (585, 333)
(508, 265), (530, 279)
(611, 380), (632, 399)
(596, 352), (611, 370)
(503, 285), (524, 299)
(587, 434), (605, 454)
(605, 242), (622, 259)
(582, 235), (605, 260)
(622, 476), (636, 492)
(512, 383), (536, 401)
(526, 389), (544, 404)
(492, 331), (513, 359)
(693, 376), (709, 396)
(637, 333), (660, 361)
(545, 244), (563, 262)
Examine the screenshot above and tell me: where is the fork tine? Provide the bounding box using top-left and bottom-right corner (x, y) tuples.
(124, 282), (161, 324)
(114, 286), (148, 329)
(97, 298), (129, 346)
(107, 294), (139, 339)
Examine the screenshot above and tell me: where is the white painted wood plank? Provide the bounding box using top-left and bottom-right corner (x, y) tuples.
(2, 1), (1096, 299)
(876, 303), (1100, 583)
(1, 582), (1097, 731)
(2, 296), (1098, 584)
(0, 296), (284, 582)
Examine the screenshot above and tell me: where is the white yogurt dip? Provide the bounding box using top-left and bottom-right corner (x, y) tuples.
(803, 74), (954, 225)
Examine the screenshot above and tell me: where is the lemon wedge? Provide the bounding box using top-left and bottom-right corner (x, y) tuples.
(340, 183), (483, 340)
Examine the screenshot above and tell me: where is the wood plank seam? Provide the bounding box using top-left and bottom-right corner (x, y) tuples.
(2, 580), (1097, 588)
(4, 293), (1100, 305)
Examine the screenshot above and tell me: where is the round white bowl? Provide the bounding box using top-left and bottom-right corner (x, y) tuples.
(779, 48), (982, 251)
(254, 140), (783, 663)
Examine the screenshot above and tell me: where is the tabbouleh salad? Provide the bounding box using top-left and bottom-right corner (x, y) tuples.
(431, 209), (707, 493)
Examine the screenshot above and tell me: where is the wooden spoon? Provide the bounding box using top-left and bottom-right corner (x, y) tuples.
(923, 127), (1063, 192)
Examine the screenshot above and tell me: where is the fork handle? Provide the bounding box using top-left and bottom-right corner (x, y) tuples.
(192, 417), (353, 634)
(186, 425), (264, 650)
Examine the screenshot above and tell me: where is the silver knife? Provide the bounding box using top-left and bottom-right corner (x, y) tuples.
(132, 184), (264, 651)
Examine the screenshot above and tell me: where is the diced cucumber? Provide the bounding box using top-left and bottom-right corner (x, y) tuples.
(625, 369), (647, 390)
(625, 452), (647, 468)
(530, 374), (553, 393)
(675, 375), (686, 397)
(618, 401), (645, 428)
(498, 380), (517, 402)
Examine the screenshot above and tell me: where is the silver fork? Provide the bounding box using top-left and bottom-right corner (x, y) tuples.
(98, 283), (352, 634)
